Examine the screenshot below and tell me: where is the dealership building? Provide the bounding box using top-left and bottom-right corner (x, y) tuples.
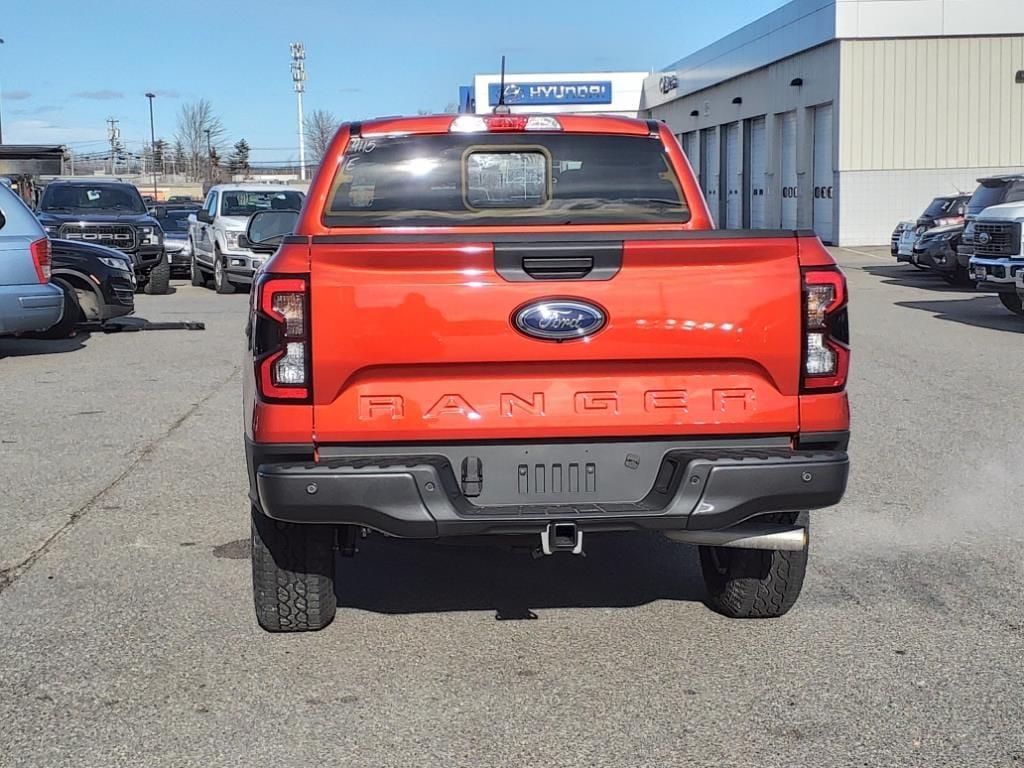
(642, 0), (1024, 244)
(463, 0), (1024, 245)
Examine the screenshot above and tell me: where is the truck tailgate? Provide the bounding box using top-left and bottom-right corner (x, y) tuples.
(309, 234), (802, 442)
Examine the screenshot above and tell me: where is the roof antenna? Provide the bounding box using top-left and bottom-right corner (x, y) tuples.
(494, 55), (511, 114)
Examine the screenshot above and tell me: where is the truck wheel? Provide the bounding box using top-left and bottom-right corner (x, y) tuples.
(213, 249), (235, 295)
(33, 280), (81, 340)
(190, 248), (207, 287)
(251, 508), (337, 632)
(145, 257), (171, 295)
(998, 292), (1024, 316)
(699, 512), (808, 619)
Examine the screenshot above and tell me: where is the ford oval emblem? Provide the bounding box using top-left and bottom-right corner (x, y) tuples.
(977, 231), (991, 244)
(513, 299), (607, 341)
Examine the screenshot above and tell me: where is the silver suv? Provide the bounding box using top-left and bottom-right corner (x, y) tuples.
(0, 184), (63, 336)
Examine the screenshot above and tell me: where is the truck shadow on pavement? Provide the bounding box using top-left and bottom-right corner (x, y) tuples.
(894, 297), (1024, 334)
(335, 532), (707, 615)
(861, 264), (979, 294)
(0, 331), (91, 358)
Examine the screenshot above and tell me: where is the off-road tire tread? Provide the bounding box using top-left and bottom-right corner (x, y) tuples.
(997, 292), (1024, 315)
(145, 258), (170, 295)
(699, 512), (808, 619)
(251, 509), (336, 632)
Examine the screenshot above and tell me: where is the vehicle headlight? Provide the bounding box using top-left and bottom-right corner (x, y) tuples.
(224, 230), (242, 250)
(44, 225), (61, 237)
(138, 225), (163, 246)
(99, 256), (132, 271)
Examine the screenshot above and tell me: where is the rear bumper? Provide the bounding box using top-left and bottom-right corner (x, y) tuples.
(247, 435), (849, 538)
(0, 282), (64, 335)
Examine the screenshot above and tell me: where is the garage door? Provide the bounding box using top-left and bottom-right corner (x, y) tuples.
(700, 127), (719, 227)
(812, 103), (834, 243)
(679, 132), (697, 177)
(748, 116), (767, 229)
(724, 122), (742, 229)
(779, 111), (798, 230)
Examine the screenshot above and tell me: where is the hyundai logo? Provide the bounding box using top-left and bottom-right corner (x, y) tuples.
(977, 232), (991, 244)
(513, 299), (607, 341)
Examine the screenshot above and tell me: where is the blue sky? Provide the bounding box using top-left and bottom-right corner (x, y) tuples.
(2, 0), (785, 163)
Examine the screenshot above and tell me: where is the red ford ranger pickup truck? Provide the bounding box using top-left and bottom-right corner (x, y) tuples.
(243, 113), (850, 632)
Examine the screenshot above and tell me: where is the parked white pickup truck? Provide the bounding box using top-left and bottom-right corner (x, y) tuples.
(968, 200), (1024, 316)
(187, 184), (304, 294)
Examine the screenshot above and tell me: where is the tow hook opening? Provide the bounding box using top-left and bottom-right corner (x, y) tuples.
(540, 522), (583, 555)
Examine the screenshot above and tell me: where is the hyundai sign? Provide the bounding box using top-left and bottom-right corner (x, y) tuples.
(487, 81), (613, 107)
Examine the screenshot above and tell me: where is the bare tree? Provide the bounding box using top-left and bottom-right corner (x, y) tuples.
(174, 99), (226, 181)
(304, 109), (340, 164)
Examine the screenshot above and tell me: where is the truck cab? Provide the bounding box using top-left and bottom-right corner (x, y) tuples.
(968, 200), (1024, 316)
(35, 179), (170, 295)
(242, 113), (851, 632)
(188, 184), (304, 294)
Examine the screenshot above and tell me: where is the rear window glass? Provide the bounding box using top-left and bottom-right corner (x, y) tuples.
(968, 181), (1024, 213)
(220, 190), (304, 217)
(325, 133), (689, 226)
(923, 198), (958, 217)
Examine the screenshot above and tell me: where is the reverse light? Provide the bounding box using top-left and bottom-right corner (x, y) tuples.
(254, 276), (310, 402)
(30, 238), (52, 283)
(449, 115), (562, 133)
(802, 268), (849, 393)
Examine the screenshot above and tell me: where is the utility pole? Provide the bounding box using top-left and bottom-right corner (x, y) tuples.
(290, 41), (307, 180)
(145, 92), (158, 199)
(204, 128), (212, 182)
(107, 118), (120, 175)
(0, 38), (6, 144)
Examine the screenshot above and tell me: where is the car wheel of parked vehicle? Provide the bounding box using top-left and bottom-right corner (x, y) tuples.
(144, 257), (170, 295)
(213, 249), (235, 295)
(998, 292), (1024, 315)
(699, 512), (808, 619)
(190, 251), (207, 287)
(250, 508), (337, 632)
(33, 280), (81, 340)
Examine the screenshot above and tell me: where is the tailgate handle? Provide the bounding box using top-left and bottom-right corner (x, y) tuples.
(494, 242), (622, 282)
(522, 256), (593, 280)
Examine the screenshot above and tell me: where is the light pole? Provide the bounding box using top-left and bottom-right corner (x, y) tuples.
(290, 42), (307, 180)
(0, 37), (6, 145)
(145, 92), (157, 199)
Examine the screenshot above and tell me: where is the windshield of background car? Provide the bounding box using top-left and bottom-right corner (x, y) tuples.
(155, 209), (196, 234)
(324, 133), (690, 226)
(220, 191), (304, 217)
(967, 180), (1024, 214)
(39, 184), (146, 214)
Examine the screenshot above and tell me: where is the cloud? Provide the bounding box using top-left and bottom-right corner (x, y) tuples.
(3, 89), (32, 100)
(11, 104), (60, 116)
(3, 119), (108, 144)
(71, 89), (124, 100)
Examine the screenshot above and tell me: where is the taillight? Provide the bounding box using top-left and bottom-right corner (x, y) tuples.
(30, 238), (52, 283)
(935, 216), (964, 226)
(802, 267), (850, 393)
(253, 275), (310, 402)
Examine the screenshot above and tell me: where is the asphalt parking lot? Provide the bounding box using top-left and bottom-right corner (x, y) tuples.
(1, 247), (1022, 767)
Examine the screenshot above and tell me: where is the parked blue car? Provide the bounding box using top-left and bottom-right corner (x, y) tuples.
(0, 184), (63, 336)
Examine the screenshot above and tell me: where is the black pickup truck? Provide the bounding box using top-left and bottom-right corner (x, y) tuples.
(36, 180), (170, 294)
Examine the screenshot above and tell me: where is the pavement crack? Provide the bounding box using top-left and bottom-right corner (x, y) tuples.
(0, 365), (241, 596)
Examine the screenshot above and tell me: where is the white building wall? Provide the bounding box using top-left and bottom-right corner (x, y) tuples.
(837, 35), (1024, 245)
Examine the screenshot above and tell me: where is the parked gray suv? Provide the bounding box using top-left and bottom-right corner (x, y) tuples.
(0, 184), (63, 336)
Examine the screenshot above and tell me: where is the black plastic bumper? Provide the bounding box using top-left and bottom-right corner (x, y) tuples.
(247, 437), (849, 538)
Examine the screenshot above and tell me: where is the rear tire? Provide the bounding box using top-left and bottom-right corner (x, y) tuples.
(144, 257), (170, 295)
(34, 281), (81, 339)
(251, 508), (337, 632)
(213, 249), (234, 294)
(190, 247), (207, 287)
(998, 292), (1024, 316)
(699, 512), (808, 619)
